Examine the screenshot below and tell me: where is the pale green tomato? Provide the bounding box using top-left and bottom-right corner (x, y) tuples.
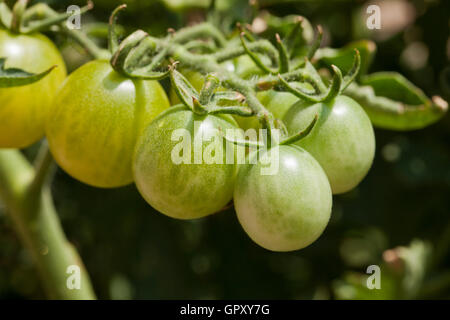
(234, 145), (332, 252)
(46, 60), (169, 188)
(283, 95), (376, 194)
(0, 29), (66, 148)
(133, 105), (242, 219)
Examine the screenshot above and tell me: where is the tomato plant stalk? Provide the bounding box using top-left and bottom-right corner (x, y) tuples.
(0, 145), (96, 299)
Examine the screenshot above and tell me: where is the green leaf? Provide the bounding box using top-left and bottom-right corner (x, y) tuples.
(345, 72), (448, 131)
(0, 58), (56, 88)
(316, 40), (376, 78)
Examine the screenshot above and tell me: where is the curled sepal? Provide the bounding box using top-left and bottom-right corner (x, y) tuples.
(192, 97), (208, 115)
(278, 64), (342, 102)
(278, 74), (320, 102)
(109, 4), (127, 54)
(275, 33), (289, 73)
(345, 73), (448, 131)
(277, 74), (320, 103)
(20, 1), (94, 34)
(184, 40), (217, 53)
(284, 17), (305, 57)
(261, 13), (314, 56)
(110, 30), (153, 76)
(218, 127), (264, 149)
(323, 65), (343, 101)
(240, 32), (276, 75)
(341, 49), (361, 91)
(209, 106), (254, 117)
(170, 66), (206, 114)
(236, 22), (255, 42)
(303, 59), (327, 92)
(306, 25), (323, 60)
(199, 74), (220, 105)
(123, 67), (169, 80)
(0, 57), (55, 88)
(0, 1), (12, 29)
(280, 115), (318, 145)
(259, 113), (280, 147)
(274, 118), (288, 138)
(211, 91), (246, 105)
(121, 37), (169, 80)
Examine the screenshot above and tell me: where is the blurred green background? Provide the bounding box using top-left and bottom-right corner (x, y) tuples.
(0, 0), (449, 299)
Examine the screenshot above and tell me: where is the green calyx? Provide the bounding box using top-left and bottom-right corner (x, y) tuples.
(169, 65), (253, 117)
(108, 5), (169, 80)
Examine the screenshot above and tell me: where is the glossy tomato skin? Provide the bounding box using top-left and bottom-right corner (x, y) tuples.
(0, 29), (66, 148)
(234, 145), (332, 252)
(133, 105), (242, 219)
(283, 95), (375, 194)
(46, 60), (169, 188)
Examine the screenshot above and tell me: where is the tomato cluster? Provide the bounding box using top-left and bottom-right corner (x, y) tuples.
(0, 28), (375, 253)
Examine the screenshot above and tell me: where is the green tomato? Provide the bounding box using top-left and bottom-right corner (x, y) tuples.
(133, 105), (242, 219)
(0, 29), (66, 148)
(46, 60), (169, 188)
(283, 95), (375, 194)
(234, 145), (332, 252)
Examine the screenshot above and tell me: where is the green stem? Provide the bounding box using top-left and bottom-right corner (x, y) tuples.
(10, 0), (28, 33)
(29, 141), (54, 195)
(213, 39), (278, 64)
(172, 22), (227, 47)
(63, 27), (110, 60)
(0, 148), (96, 300)
(161, 39), (275, 123)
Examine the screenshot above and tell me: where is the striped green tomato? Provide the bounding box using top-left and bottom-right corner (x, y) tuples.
(283, 95), (375, 194)
(46, 60), (169, 188)
(133, 105), (242, 219)
(234, 145), (332, 252)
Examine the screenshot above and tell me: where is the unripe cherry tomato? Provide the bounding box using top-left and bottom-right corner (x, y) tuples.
(234, 145), (332, 251)
(283, 95), (375, 194)
(46, 60), (169, 188)
(133, 105), (242, 219)
(0, 29), (66, 148)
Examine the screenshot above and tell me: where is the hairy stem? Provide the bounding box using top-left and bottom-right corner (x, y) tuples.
(63, 26), (110, 60)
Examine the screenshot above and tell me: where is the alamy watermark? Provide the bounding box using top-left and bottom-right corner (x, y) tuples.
(366, 265), (381, 289)
(66, 5), (81, 30)
(171, 122), (280, 175)
(66, 265), (81, 290)
(366, 5), (381, 30)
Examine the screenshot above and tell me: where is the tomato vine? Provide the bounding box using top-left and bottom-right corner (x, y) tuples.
(0, 0), (448, 299)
